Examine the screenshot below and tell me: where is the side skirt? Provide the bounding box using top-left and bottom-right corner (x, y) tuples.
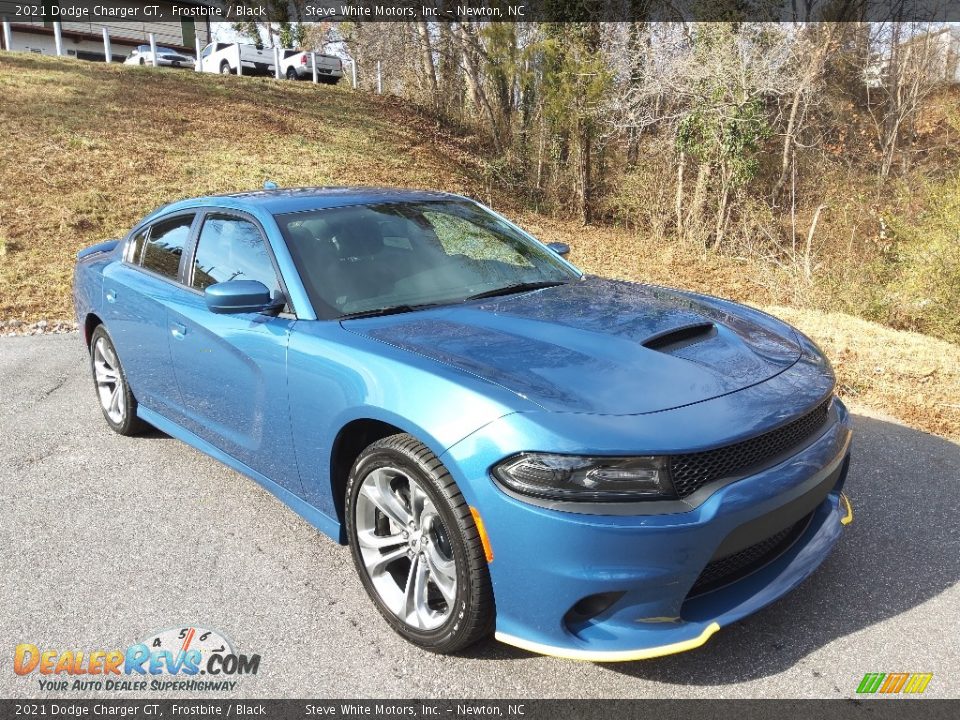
(137, 405), (342, 542)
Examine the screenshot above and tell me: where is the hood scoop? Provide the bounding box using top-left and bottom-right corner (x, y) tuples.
(642, 322), (717, 353)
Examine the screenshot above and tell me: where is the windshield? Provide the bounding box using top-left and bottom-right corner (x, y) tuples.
(276, 200), (579, 319)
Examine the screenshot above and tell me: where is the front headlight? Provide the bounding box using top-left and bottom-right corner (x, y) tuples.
(491, 453), (675, 502)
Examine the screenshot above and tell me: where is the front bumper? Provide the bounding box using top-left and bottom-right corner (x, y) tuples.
(444, 398), (853, 660)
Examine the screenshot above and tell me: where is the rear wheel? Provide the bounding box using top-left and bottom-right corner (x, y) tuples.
(89, 325), (148, 436)
(286, 68), (298, 81)
(345, 434), (494, 653)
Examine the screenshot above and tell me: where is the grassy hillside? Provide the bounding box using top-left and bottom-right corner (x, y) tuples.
(1, 53), (958, 442)
(0, 53), (489, 316)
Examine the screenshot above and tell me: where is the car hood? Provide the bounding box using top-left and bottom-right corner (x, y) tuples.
(342, 277), (802, 415)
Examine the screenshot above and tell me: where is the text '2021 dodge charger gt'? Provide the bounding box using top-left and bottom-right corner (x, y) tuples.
(73, 187), (853, 660)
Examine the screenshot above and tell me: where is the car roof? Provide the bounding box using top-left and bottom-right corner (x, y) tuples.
(149, 187), (469, 221)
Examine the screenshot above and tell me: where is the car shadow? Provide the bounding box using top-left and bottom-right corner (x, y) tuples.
(137, 427), (174, 441)
(466, 413), (960, 679)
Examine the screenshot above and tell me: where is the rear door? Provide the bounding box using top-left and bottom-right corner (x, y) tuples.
(164, 209), (303, 494)
(102, 212), (197, 416)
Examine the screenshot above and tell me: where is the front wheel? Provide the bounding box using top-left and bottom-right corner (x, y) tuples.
(89, 325), (148, 436)
(345, 434), (494, 654)
(220, 61), (232, 75)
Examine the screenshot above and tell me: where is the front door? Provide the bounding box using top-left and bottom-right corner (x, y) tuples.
(165, 211), (303, 495)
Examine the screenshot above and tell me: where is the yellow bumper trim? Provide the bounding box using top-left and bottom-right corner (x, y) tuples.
(495, 621), (720, 662)
(840, 492), (853, 525)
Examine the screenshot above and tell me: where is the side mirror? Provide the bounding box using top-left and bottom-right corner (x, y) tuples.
(204, 281), (274, 314)
(547, 241), (571, 257)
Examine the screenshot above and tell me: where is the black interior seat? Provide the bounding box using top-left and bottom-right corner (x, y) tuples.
(326, 217), (398, 307)
(286, 224), (344, 310)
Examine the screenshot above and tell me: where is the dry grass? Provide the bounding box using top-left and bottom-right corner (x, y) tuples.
(2, 53), (958, 442)
(0, 53), (489, 321)
(765, 307), (960, 442)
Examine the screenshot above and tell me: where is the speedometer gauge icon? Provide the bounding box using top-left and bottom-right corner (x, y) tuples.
(139, 626), (235, 670)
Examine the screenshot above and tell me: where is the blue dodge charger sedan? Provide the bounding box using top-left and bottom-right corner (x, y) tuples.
(73, 187), (853, 660)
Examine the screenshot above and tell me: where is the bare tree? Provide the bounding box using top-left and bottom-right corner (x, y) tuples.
(773, 23), (841, 196)
(414, 20), (439, 111)
(451, 21), (502, 150)
(865, 22), (942, 181)
(611, 23), (796, 246)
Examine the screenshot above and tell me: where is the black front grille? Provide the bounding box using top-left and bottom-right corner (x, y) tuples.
(670, 398), (832, 498)
(688, 514), (812, 596)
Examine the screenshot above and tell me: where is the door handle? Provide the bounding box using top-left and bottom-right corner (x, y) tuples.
(105, 290), (118, 303)
(170, 322), (187, 340)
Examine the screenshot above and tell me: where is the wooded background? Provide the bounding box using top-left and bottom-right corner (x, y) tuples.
(234, 18), (960, 344)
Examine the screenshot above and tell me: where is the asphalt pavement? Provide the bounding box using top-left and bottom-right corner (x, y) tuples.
(1, 334), (958, 698)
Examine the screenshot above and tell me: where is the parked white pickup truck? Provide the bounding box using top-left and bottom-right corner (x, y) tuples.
(279, 50), (343, 84)
(198, 42), (275, 76)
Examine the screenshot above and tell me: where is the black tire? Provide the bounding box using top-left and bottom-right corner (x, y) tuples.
(88, 325), (148, 437)
(286, 68), (299, 81)
(220, 61), (232, 75)
(345, 433), (494, 654)
(139, 58), (145, 66)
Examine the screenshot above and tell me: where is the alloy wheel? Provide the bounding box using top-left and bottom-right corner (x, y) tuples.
(354, 467), (458, 631)
(93, 337), (125, 424)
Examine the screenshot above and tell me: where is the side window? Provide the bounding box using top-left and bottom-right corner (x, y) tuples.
(127, 227), (148, 264)
(190, 215), (280, 294)
(201, 45), (213, 59)
(141, 215), (193, 280)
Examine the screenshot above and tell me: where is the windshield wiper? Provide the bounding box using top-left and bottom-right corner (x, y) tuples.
(462, 280), (567, 302)
(339, 302), (445, 320)
(340, 281), (568, 319)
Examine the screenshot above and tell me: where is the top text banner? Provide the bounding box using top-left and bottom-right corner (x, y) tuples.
(3, 0), (960, 23)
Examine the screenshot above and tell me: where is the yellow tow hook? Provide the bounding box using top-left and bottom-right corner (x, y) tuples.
(839, 492), (853, 526)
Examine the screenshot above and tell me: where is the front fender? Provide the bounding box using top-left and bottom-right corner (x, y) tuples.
(285, 320), (529, 523)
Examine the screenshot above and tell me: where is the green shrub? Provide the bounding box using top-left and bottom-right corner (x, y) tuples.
(881, 177), (960, 343)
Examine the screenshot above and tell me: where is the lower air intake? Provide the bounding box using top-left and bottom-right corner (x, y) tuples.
(687, 513), (813, 597)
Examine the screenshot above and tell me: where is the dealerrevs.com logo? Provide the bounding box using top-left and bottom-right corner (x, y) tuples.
(13, 626), (260, 692)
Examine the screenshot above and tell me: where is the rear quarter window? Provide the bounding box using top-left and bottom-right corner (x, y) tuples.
(126, 228), (148, 264)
